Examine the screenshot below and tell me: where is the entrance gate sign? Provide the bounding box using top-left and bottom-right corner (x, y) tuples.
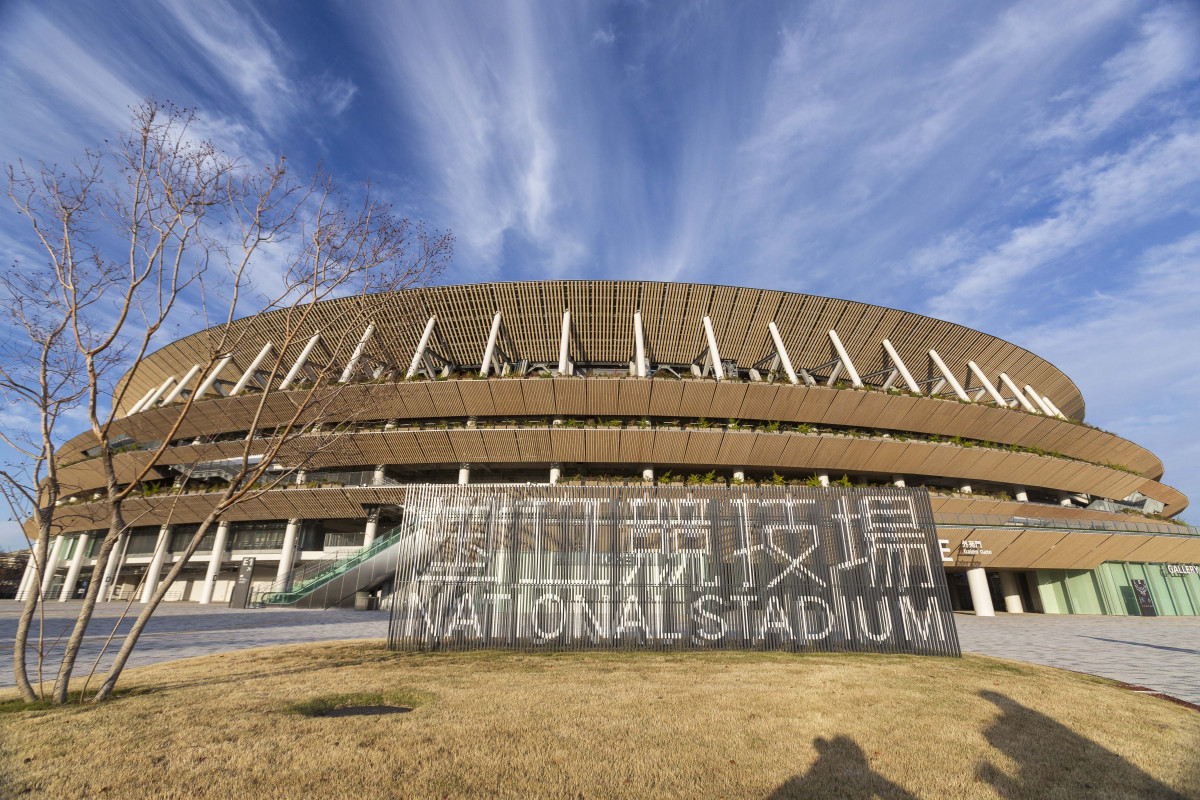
(386, 485), (960, 657)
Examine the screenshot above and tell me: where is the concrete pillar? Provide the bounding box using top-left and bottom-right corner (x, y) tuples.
(99, 532), (128, 602)
(642, 466), (654, 483)
(362, 509), (380, 548)
(966, 568), (994, 617)
(817, 472), (830, 488)
(892, 475), (906, 488)
(1013, 486), (1029, 502)
(296, 469), (306, 486)
(959, 482), (972, 494)
(199, 521), (229, 605)
(275, 519), (300, 587)
(372, 464), (385, 486)
(58, 532), (91, 601)
(549, 464), (562, 485)
(1026, 572), (1045, 613)
(732, 468), (745, 483)
(38, 535), (66, 599)
(16, 557), (38, 601)
(140, 525), (172, 604)
(999, 571), (1024, 614)
(458, 464), (470, 486)
(1059, 491), (1073, 507)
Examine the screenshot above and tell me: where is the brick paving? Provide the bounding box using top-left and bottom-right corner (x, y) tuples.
(2, 602), (1197, 704)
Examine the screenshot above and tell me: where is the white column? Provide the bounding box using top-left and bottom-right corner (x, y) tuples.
(732, 468), (746, 483)
(194, 356), (233, 399)
(999, 571), (1024, 614)
(125, 386), (160, 417)
(480, 312), (503, 377)
(58, 532), (91, 601)
(373, 464), (385, 486)
(967, 361), (1006, 405)
(966, 567), (994, 617)
(38, 535), (66, 599)
(1013, 486), (1029, 502)
(558, 310), (572, 375)
(16, 557), (38, 601)
(929, 349), (969, 402)
(549, 464), (562, 485)
(1025, 385), (1053, 416)
(817, 472), (830, 487)
(633, 311), (647, 378)
(702, 316), (725, 380)
(99, 532), (127, 602)
(339, 323), (376, 383)
(231, 342), (273, 396)
(279, 333), (321, 391)
(999, 373), (1037, 412)
(275, 519), (301, 586)
(140, 525), (172, 603)
(768, 322), (799, 385)
(827, 330), (862, 387)
(642, 466), (654, 483)
(199, 521), (229, 605)
(142, 376), (176, 411)
(406, 316), (438, 379)
(1059, 492), (1073, 507)
(161, 364), (202, 405)
(1041, 395), (1067, 420)
(892, 475), (906, 488)
(362, 510), (380, 548)
(881, 339), (920, 394)
(959, 482), (973, 494)
(458, 464), (471, 485)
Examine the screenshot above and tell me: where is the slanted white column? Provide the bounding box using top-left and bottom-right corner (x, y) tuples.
(276, 519), (301, 586)
(999, 373), (1037, 412)
(161, 364), (202, 405)
(126, 386), (160, 417)
(1059, 491), (1073, 507)
(199, 521), (229, 605)
(549, 464), (562, 485)
(828, 330), (862, 387)
(372, 464), (386, 486)
(702, 316), (724, 380)
(767, 322), (798, 385)
(193, 356), (233, 399)
(1013, 486), (1029, 502)
(57, 533), (91, 601)
(558, 310), (572, 376)
(816, 472), (830, 487)
(16, 557), (38, 601)
(38, 535), (66, 599)
(892, 475), (906, 488)
(999, 571), (1024, 614)
(480, 312), (503, 377)
(881, 339), (920, 394)
(362, 509), (380, 548)
(968, 361), (1006, 405)
(1025, 385), (1053, 416)
(966, 567), (994, 616)
(231, 342), (274, 396)
(99, 532), (127, 602)
(279, 333), (321, 391)
(458, 464), (471, 485)
(140, 525), (172, 603)
(339, 323), (375, 383)
(633, 311), (647, 378)
(142, 376), (176, 411)
(1041, 394), (1067, 420)
(406, 316), (438, 379)
(929, 349), (970, 402)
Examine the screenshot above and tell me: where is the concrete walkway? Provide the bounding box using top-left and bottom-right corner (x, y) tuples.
(2, 602), (1198, 704)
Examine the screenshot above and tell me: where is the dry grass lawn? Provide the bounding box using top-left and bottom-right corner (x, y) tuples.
(1, 642), (1198, 799)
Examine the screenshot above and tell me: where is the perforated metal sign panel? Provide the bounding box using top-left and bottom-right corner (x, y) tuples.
(387, 485), (960, 656)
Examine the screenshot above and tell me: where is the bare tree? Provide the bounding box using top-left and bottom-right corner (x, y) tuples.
(2, 100), (451, 703)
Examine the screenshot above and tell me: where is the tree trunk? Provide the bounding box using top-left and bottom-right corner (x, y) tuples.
(93, 515), (217, 701)
(51, 515), (122, 703)
(13, 515), (52, 702)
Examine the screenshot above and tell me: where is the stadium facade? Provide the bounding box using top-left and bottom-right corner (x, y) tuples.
(15, 281), (1200, 618)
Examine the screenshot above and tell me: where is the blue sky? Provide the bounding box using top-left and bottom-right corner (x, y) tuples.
(0, 0), (1197, 547)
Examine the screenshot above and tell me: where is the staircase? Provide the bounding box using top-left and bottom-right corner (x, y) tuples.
(251, 519), (419, 609)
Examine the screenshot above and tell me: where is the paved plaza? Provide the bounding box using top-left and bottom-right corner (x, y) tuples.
(2, 602), (1197, 704)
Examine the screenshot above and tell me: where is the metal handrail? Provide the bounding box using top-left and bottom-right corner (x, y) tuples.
(934, 511), (1198, 537)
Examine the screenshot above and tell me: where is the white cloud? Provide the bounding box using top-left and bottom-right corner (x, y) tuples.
(592, 27), (616, 46)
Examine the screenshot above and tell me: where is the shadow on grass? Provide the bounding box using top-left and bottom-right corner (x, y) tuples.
(765, 691), (1190, 799)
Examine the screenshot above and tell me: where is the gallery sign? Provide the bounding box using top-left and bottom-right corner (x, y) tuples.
(387, 485), (960, 657)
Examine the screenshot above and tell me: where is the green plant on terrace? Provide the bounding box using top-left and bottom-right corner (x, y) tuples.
(696, 417), (713, 429)
(835, 474), (853, 487)
(803, 475), (823, 487)
(769, 472), (785, 486)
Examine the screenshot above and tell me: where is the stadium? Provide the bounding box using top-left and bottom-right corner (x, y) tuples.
(15, 280), (1200, 619)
